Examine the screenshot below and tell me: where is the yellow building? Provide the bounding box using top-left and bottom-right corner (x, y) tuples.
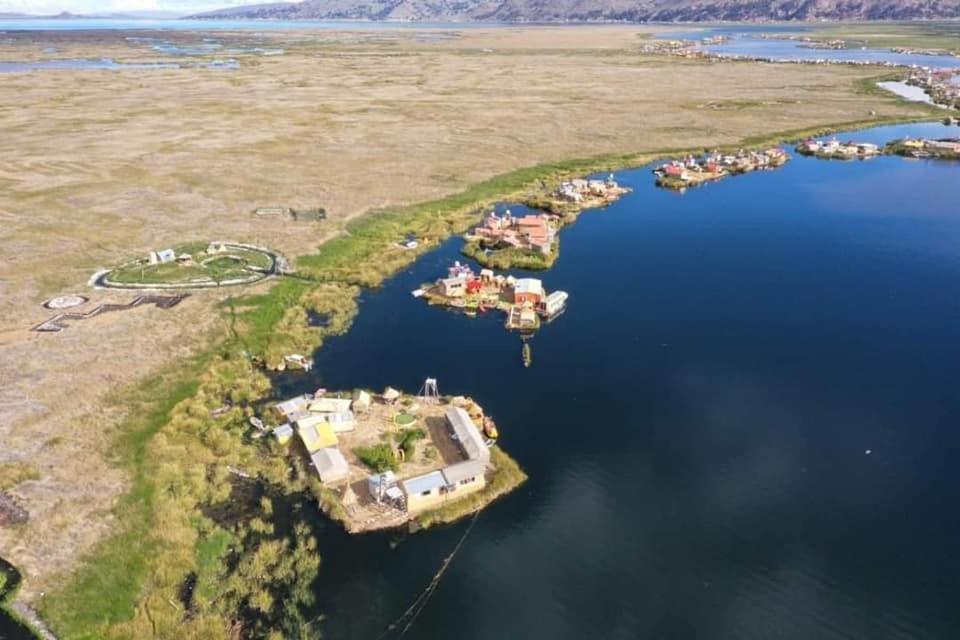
(297, 421), (338, 453)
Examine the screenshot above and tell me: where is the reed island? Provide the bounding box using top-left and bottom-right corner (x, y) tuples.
(796, 136), (960, 160)
(267, 381), (525, 532)
(461, 174), (629, 270)
(415, 261), (568, 332)
(653, 148), (789, 190)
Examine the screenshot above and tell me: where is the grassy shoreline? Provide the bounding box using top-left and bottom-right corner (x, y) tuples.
(34, 77), (939, 638)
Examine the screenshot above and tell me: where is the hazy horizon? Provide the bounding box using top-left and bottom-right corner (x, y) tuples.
(0, 0), (253, 16)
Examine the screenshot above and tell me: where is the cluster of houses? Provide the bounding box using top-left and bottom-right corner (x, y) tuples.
(420, 262), (568, 330)
(888, 137), (960, 159)
(469, 209), (557, 255)
(271, 385), (494, 517)
(653, 148), (789, 188)
(906, 70), (960, 110)
(555, 174), (624, 204)
(795, 136), (960, 161)
(272, 391), (366, 484)
(369, 406), (489, 514)
(796, 138), (881, 160)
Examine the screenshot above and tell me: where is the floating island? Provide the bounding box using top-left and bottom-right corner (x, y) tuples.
(267, 381), (526, 533)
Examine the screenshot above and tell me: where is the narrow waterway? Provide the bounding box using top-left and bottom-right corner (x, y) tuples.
(273, 122), (960, 640)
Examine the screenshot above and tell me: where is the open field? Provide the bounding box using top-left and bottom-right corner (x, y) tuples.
(0, 22), (941, 637)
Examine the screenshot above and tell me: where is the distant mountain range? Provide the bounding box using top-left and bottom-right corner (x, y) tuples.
(191, 0), (960, 22)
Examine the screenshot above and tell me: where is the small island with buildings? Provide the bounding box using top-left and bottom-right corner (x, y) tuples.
(885, 137), (960, 160)
(903, 69), (960, 110)
(462, 174), (628, 270)
(414, 261), (567, 332)
(795, 138), (881, 159)
(796, 136), (960, 161)
(653, 148), (789, 190)
(268, 379), (525, 533)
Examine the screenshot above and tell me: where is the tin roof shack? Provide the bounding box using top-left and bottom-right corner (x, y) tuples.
(273, 423), (294, 444)
(402, 460), (487, 513)
(297, 421), (338, 453)
(440, 277), (467, 298)
(401, 471), (448, 513)
(446, 407), (490, 463)
(274, 395), (310, 421)
(512, 278), (544, 306)
(311, 447), (350, 484)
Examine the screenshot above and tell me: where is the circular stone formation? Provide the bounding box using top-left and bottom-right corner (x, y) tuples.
(43, 294), (88, 309)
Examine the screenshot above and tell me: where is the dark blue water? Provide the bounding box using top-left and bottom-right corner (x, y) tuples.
(0, 559), (35, 640)
(274, 122), (960, 640)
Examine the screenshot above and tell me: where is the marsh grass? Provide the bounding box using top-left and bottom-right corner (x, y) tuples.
(38, 65), (937, 638)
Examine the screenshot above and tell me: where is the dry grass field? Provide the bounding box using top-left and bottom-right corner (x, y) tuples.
(0, 24), (934, 601)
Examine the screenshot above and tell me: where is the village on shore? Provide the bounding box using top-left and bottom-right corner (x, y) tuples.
(263, 379), (522, 533)
(653, 147), (789, 190)
(905, 69), (960, 111)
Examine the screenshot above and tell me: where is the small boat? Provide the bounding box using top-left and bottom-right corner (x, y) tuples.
(522, 342), (532, 368)
(411, 288), (425, 298)
(483, 416), (499, 439)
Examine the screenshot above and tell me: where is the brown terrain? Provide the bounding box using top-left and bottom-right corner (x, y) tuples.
(195, 0), (960, 22)
(0, 24), (933, 599)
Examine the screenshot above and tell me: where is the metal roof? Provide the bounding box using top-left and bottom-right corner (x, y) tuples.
(402, 470), (446, 495)
(276, 395), (309, 417)
(273, 424), (293, 438)
(311, 447), (349, 482)
(446, 407), (490, 463)
(320, 411), (355, 425)
(442, 460), (486, 485)
(308, 397), (353, 413)
(514, 278), (543, 295)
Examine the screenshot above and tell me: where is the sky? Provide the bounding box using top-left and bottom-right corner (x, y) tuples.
(0, 0), (252, 14)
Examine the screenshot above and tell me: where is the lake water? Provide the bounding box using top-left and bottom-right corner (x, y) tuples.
(877, 80), (939, 105)
(0, 57), (237, 72)
(272, 122), (960, 639)
(662, 26), (960, 69)
(0, 18), (496, 31)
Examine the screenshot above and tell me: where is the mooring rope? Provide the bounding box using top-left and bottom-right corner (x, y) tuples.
(378, 511), (481, 640)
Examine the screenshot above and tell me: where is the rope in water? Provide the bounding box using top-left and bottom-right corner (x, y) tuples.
(377, 511), (481, 640)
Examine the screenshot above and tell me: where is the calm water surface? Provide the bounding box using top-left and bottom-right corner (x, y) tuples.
(0, 18), (501, 31)
(0, 57), (237, 71)
(272, 122), (960, 640)
(663, 25), (960, 69)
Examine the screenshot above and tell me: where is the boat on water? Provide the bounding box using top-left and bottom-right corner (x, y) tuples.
(522, 341), (532, 368)
(483, 416), (499, 439)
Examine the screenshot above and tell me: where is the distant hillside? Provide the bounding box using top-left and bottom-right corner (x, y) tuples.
(190, 0), (960, 22)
